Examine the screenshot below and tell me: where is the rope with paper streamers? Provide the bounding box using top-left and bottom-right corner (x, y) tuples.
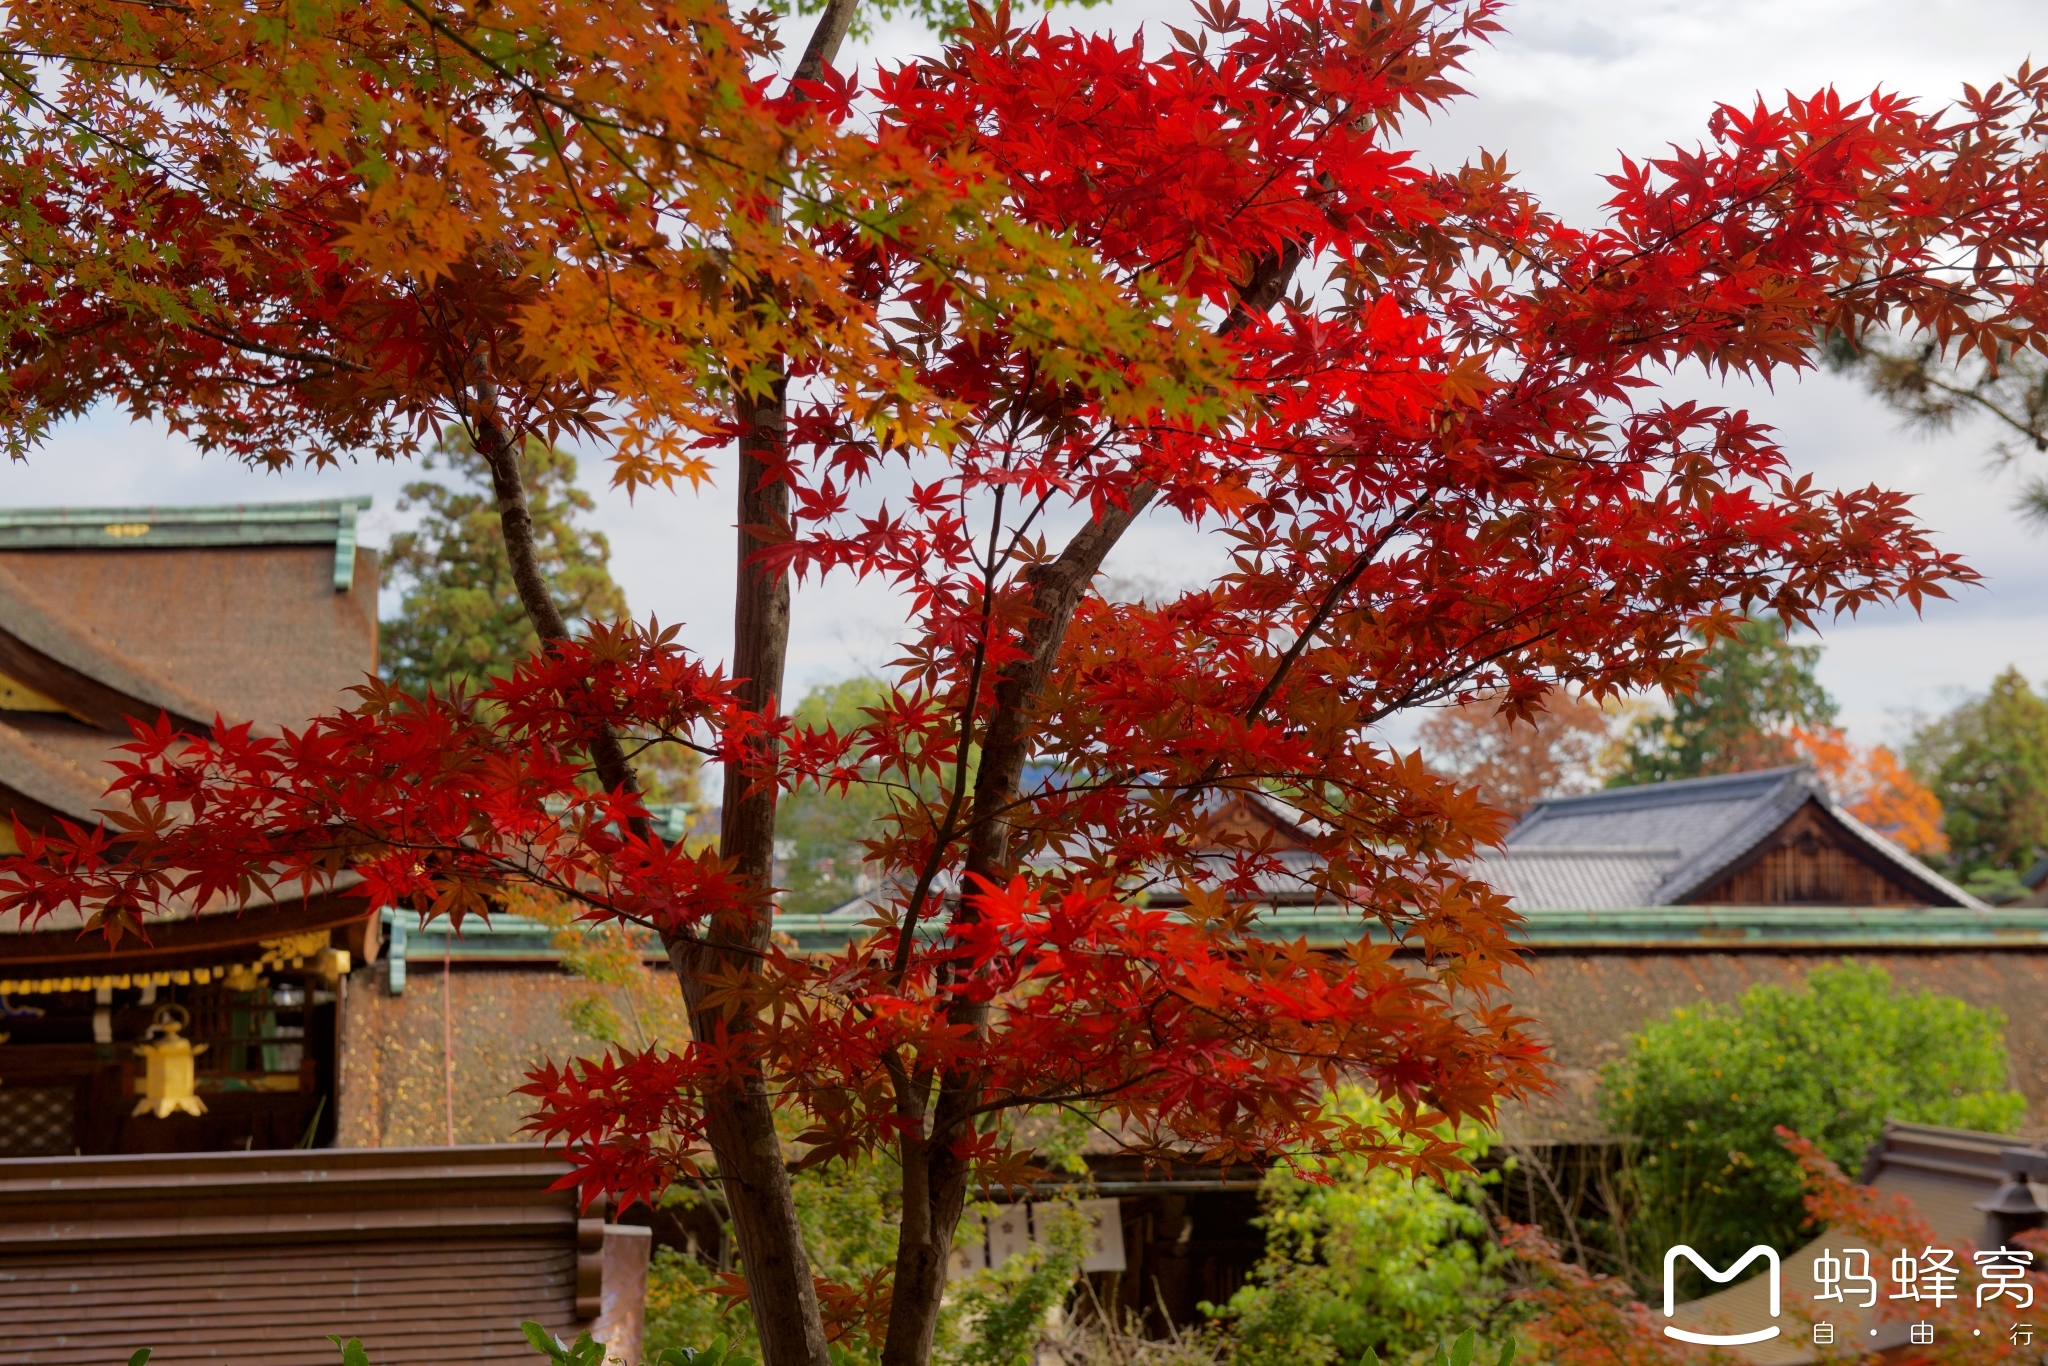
(0, 930), (349, 996)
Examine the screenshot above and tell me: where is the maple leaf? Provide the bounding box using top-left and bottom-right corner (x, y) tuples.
(3, 0), (2045, 1361)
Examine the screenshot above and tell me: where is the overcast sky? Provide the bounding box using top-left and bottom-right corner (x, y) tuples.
(8, 0), (2044, 750)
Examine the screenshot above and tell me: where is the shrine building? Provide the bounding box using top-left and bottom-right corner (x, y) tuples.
(0, 499), (378, 1154)
(0, 500), (648, 1366)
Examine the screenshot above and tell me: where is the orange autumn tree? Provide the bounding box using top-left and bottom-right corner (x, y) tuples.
(0, 1), (1232, 1356)
(4, 2), (2048, 1363)
(1794, 726), (1949, 857)
(1421, 690), (1616, 816)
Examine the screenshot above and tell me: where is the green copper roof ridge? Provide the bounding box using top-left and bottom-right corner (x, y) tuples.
(0, 497), (374, 593)
(0, 497), (372, 525)
(772, 900), (2048, 953)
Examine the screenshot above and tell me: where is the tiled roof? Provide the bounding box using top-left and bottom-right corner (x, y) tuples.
(0, 715), (110, 822)
(0, 500), (378, 827)
(0, 539), (379, 730)
(1510, 767), (1798, 857)
(1490, 767), (1980, 910)
(1468, 845), (1677, 909)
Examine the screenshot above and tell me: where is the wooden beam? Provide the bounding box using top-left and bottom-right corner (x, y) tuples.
(0, 892), (374, 971)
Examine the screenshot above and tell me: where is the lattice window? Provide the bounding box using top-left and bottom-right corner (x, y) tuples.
(0, 1086), (74, 1156)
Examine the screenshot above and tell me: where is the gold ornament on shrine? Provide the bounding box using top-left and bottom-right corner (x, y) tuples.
(133, 1003), (209, 1118)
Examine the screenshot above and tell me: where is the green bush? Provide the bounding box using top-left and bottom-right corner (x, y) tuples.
(641, 1150), (903, 1366)
(1208, 1089), (1513, 1366)
(1601, 961), (2025, 1279)
(946, 1202), (1090, 1366)
(640, 1149), (1103, 1366)
(644, 1244), (755, 1363)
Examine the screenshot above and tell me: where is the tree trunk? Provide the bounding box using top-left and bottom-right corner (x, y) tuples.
(877, 245), (1301, 1363)
(878, 490), (1156, 1366)
(470, 369), (826, 1363)
(666, 361), (837, 1366)
(650, 4), (862, 1355)
(471, 385), (643, 815)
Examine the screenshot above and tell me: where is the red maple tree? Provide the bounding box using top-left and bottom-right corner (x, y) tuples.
(1, 0), (2043, 1361)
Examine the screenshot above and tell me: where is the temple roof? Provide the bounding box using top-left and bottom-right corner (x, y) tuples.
(0, 499), (378, 828)
(1476, 767), (1980, 910)
(0, 498), (381, 978)
(0, 500), (367, 587)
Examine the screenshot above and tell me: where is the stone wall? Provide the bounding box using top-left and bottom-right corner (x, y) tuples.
(1499, 949), (2048, 1144)
(334, 964), (600, 1147)
(332, 946), (2048, 1152)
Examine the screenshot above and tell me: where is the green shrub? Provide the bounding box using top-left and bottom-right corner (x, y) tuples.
(640, 1152), (901, 1366)
(640, 1158), (1103, 1366)
(1208, 1088), (1511, 1366)
(1601, 961), (2025, 1280)
(945, 1201), (1090, 1366)
(644, 1244), (756, 1363)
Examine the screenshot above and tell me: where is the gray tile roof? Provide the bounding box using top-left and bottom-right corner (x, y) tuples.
(1507, 767), (1810, 860)
(1490, 766), (1982, 910)
(1468, 845), (1677, 910)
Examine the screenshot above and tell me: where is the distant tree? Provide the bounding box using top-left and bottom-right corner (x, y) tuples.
(1790, 726), (1948, 858)
(777, 678), (901, 915)
(1828, 334), (2048, 520)
(381, 437), (699, 808)
(382, 435), (628, 696)
(1420, 691), (1615, 816)
(1907, 667), (2048, 885)
(1609, 620), (1837, 786)
(1601, 963), (2025, 1288)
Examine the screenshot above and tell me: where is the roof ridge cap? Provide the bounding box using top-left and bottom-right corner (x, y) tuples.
(0, 496), (371, 522)
(1491, 845), (1683, 856)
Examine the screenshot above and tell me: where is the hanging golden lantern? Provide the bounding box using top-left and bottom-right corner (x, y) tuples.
(133, 1003), (209, 1118)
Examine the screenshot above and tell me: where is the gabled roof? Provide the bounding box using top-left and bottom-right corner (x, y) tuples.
(1483, 766), (1980, 910)
(0, 498), (378, 826)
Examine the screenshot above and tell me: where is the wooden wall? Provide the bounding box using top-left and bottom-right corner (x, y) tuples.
(0, 1145), (645, 1366)
(1688, 804), (1934, 907)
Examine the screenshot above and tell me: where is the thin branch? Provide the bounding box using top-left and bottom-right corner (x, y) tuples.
(890, 482), (1005, 978)
(180, 320), (370, 373)
(1239, 495), (1434, 727)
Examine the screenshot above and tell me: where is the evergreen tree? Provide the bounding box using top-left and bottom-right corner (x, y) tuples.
(381, 434), (627, 695)
(777, 679), (907, 915)
(380, 437), (699, 809)
(1828, 333), (2048, 521)
(1609, 619), (1837, 786)
(1908, 666), (2048, 884)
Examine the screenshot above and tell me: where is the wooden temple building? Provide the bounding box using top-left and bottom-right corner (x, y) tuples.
(0, 499), (379, 1154)
(0, 500), (646, 1365)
